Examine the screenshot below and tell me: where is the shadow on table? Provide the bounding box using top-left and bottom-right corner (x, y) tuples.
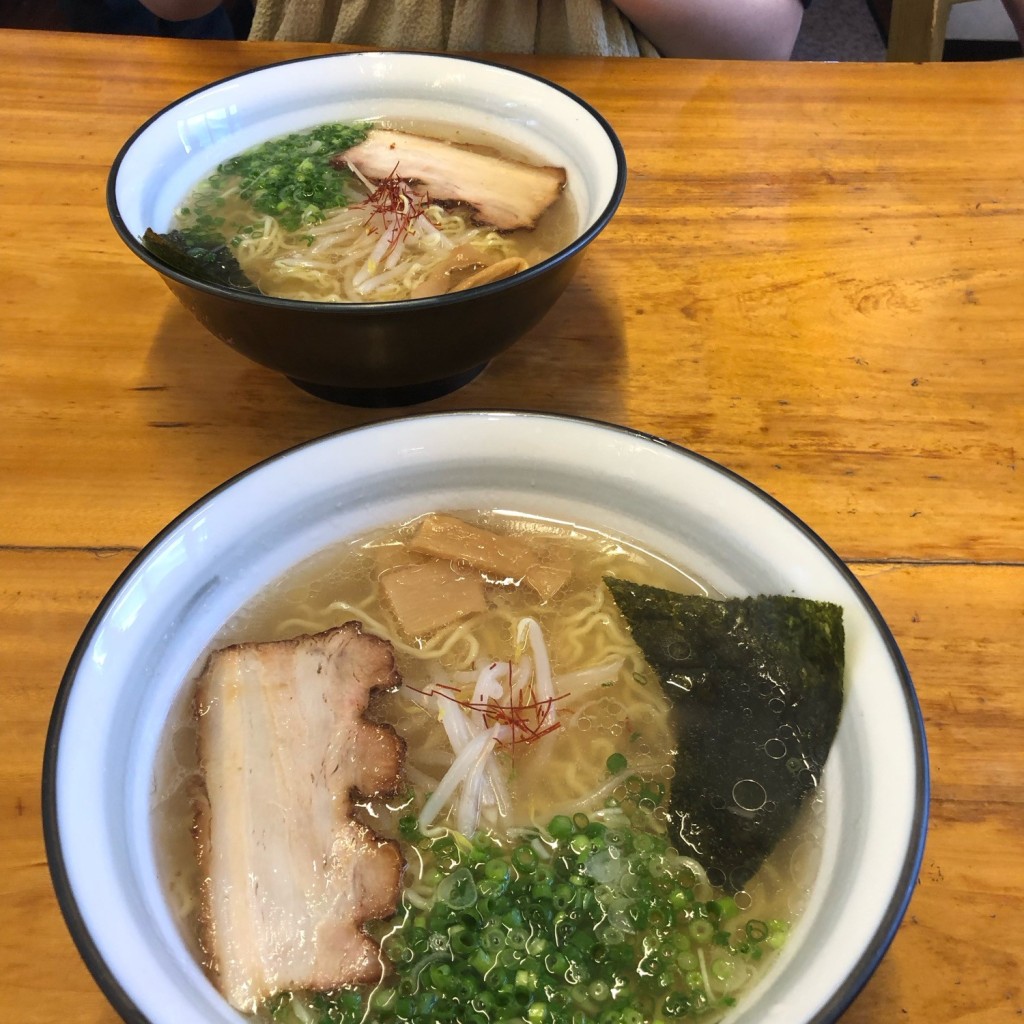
(139, 261), (627, 457)
(437, 264), (628, 421)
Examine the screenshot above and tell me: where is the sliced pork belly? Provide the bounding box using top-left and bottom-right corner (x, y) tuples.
(192, 622), (405, 1013)
(335, 129), (567, 230)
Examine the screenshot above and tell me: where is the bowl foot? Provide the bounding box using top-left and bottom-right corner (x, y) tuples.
(288, 364), (488, 407)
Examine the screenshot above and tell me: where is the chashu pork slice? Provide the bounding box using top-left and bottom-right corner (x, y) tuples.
(335, 129), (567, 230)
(193, 622), (406, 1013)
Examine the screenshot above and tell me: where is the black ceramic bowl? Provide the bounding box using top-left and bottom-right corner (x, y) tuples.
(108, 51), (626, 406)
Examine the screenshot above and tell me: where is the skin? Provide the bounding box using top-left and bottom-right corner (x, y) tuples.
(138, 0), (1024, 53)
(615, 0), (806, 58)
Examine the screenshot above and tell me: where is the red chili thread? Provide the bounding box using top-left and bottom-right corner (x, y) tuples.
(411, 678), (565, 755)
(354, 162), (429, 258)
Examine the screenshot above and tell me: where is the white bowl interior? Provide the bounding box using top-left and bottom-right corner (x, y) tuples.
(50, 412), (926, 1024)
(114, 51), (622, 244)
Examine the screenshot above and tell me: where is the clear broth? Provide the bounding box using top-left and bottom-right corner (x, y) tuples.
(153, 511), (825, 1020)
(172, 120), (578, 303)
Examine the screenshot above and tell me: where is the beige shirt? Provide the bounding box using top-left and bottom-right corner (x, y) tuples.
(249, 0), (659, 56)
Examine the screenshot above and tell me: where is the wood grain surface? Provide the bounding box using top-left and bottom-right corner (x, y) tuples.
(1, 28), (1022, 1024)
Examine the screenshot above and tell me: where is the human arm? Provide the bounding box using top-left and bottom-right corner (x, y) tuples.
(614, 0), (806, 59)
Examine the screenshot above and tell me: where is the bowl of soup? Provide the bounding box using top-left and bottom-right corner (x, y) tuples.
(108, 52), (625, 406)
(44, 412), (928, 1024)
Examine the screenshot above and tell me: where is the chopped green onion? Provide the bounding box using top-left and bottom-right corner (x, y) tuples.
(512, 844), (539, 872)
(435, 866), (477, 909)
(548, 814), (574, 840)
(272, 813), (789, 1024)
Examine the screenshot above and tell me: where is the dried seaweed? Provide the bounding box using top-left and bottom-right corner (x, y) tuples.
(142, 228), (260, 293)
(605, 579), (845, 891)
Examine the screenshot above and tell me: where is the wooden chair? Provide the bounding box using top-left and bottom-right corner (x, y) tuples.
(888, 0), (974, 60)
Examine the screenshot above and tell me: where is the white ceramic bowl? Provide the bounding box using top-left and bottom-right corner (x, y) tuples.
(108, 52), (626, 406)
(44, 412), (928, 1024)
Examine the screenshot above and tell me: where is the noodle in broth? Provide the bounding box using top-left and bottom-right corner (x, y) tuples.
(171, 121), (577, 303)
(153, 512), (824, 1024)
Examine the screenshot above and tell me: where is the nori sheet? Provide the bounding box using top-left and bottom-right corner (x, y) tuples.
(142, 228), (261, 293)
(604, 578), (845, 892)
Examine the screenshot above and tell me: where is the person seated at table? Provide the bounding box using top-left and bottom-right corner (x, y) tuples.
(134, 0), (814, 59)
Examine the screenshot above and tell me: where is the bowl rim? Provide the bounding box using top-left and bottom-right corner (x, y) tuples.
(106, 50), (628, 313)
(42, 410), (930, 1024)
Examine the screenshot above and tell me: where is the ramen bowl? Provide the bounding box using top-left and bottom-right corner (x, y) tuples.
(44, 412), (929, 1024)
(108, 52), (625, 407)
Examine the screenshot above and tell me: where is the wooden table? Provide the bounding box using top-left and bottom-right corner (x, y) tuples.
(2, 27), (1022, 1023)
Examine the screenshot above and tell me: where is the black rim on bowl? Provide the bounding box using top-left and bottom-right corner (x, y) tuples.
(42, 411), (930, 1024)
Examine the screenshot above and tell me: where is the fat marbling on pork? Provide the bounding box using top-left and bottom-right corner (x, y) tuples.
(192, 622), (406, 1012)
